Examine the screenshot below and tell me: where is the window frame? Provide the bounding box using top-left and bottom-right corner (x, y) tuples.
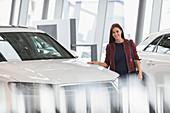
(143, 35), (164, 52)
(155, 34), (170, 54)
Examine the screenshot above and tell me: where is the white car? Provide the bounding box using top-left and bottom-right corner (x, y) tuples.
(137, 29), (170, 113)
(137, 29), (170, 86)
(0, 26), (120, 113)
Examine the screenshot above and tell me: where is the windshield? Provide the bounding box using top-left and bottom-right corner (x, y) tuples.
(0, 32), (74, 61)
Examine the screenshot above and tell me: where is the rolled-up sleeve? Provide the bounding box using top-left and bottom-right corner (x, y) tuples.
(104, 44), (110, 66)
(130, 40), (140, 60)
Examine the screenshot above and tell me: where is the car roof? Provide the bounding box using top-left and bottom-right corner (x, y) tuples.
(149, 29), (170, 38)
(0, 25), (44, 33)
(137, 29), (170, 50)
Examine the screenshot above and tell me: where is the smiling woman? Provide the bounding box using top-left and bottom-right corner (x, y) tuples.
(88, 23), (143, 81)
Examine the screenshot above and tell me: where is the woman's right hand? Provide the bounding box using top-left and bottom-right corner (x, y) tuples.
(87, 61), (100, 65)
(87, 61), (108, 68)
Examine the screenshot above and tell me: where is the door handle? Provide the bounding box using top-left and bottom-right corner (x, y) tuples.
(146, 60), (155, 66)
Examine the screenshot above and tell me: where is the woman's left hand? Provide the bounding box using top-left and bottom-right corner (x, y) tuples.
(138, 72), (143, 80)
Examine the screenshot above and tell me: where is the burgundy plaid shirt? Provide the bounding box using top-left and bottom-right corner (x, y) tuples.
(104, 39), (140, 73)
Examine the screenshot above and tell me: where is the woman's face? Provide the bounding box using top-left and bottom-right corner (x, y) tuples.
(112, 27), (122, 40)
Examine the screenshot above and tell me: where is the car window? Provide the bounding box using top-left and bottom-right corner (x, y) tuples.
(0, 32), (74, 61)
(156, 34), (170, 54)
(144, 36), (162, 52)
(31, 36), (62, 57)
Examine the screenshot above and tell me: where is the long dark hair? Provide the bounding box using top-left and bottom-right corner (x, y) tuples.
(109, 23), (125, 43)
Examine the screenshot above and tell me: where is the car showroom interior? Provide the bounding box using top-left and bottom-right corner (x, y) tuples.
(0, 0), (170, 113)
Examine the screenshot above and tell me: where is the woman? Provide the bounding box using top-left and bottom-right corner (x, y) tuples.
(88, 23), (143, 81)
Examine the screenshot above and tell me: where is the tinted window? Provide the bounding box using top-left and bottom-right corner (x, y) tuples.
(144, 36), (162, 52)
(156, 34), (170, 54)
(0, 32), (74, 61)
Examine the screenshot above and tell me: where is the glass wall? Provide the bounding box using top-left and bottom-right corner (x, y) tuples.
(101, 0), (125, 61)
(101, 0), (139, 61)
(124, 0), (139, 41)
(27, 0), (44, 26)
(48, 0), (56, 20)
(4, 0), (153, 61)
(160, 0), (170, 31)
(62, 0), (99, 62)
(62, 0), (140, 62)
(0, 0), (12, 25)
(24, 0), (154, 62)
(142, 0), (153, 40)
(101, 0), (153, 61)
(103, 0), (124, 45)
(62, 0), (99, 44)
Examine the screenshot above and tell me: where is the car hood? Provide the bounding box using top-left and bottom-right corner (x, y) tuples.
(0, 59), (119, 84)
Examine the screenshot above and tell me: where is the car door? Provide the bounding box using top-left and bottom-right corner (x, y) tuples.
(139, 34), (170, 84)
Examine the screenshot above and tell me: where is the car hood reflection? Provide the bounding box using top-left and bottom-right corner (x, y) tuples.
(0, 59), (119, 84)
